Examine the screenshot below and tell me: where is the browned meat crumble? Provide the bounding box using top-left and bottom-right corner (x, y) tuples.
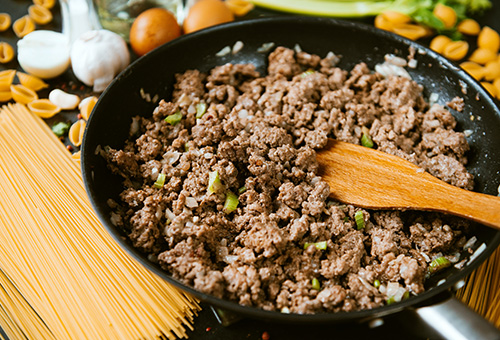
(104, 46), (474, 314)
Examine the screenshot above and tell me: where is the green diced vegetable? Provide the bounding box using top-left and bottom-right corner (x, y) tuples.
(165, 111), (183, 125)
(361, 126), (374, 148)
(238, 186), (247, 194)
(52, 121), (71, 137)
(196, 102), (207, 119)
(208, 170), (223, 193)
(403, 290), (410, 300)
(300, 69), (315, 78)
(311, 278), (321, 290)
(373, 279), (381, 289)
(304, 241), (328, 250)
(223, 191), (239, 214)
(355, 211), (365, 230)
(386, 296), (396, 305)
(154, 173), (166, 189)
(428, 256), (451, 274)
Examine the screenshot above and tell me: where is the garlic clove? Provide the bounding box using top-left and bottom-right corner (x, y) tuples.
(49, 89), (80, 110)
(17, 30), (70, 79)
(70, 29), (130, 93)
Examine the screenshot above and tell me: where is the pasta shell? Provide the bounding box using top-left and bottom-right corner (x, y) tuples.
(0, 42), (15, 64)
(13, 15), (35, 38)
(0, 69), (16, 91)
(33, 0), (56, 9)
(78, 96), (98, 120)
(11, 84), (38, 104)
(0, 13), (11, 32)
(27, 99), (61, 118)
(68, 119), (86, 147)
(17, 72), (49, 91)
(0, 90), (12, 102)
(28, 4), (53, 25)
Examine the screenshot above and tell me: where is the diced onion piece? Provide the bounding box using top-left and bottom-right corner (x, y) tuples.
(154, 173), (166, 189)
(428, 256), (451, 274)
(223, 191), (239, 214)
(185, 197), (198, 208)
(467, 243), (486, 265)
(165, 111), (182, 125)
(355, 210), (365, 230)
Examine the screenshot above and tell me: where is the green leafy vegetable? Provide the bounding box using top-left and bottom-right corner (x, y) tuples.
(51, 121), (71, 137)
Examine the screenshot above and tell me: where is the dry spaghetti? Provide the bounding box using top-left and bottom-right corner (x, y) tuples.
(0, 103), (200, 340)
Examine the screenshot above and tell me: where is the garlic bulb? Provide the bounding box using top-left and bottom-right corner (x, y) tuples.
(70, 29), (129, 92)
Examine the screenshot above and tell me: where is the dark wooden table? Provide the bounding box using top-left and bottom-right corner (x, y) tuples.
(1, 1), (500, 339)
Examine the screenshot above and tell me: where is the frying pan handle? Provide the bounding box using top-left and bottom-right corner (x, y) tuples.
(414, 293), (500, 340)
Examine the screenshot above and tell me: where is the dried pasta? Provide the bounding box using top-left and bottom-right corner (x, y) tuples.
(17, 71), (49, 91)
(68, 118), (86, 146)
(0, 42), (14, 64)
(10, 84), (38, 104)
(28, 4), (53, 25)
(27, 98), (61, 118)
(0, 70), (16, 90)
(0, 13), (11, 32)
(12, 15), (35, 38)
(0, 103), (200, 340)
(79, 95), (98, 120)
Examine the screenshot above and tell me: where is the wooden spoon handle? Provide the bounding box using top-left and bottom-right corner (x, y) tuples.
(423, 179), (500, 230)
(317, 139), (500, 230)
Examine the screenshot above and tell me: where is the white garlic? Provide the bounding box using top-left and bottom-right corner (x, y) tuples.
(49, 89), (80, 110)
(70, 29), (130, 93)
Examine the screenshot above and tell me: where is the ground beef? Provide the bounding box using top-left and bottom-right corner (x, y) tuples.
(103, 47), (475, 314)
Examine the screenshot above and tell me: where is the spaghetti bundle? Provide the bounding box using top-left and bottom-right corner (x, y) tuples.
(0, 103), (199, 340)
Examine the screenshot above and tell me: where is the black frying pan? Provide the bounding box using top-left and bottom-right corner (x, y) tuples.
(82, 17), (500, 338)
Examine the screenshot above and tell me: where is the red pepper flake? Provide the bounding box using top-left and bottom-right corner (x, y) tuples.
(205, 327), (211, 332)
(77, 113), (82, 120)
(66, 145), (73, 152)
(262, 331), (270, 340)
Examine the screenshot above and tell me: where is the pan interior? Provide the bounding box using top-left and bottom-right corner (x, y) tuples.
(82, 17), (500, 323)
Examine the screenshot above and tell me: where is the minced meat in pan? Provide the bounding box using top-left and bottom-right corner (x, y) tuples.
(103, 46), (475, 314)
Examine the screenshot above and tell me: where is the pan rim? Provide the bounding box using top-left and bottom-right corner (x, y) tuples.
(82, 16), (500, 323)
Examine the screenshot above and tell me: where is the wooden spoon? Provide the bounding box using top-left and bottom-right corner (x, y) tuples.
(316, 139), (500, 230)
